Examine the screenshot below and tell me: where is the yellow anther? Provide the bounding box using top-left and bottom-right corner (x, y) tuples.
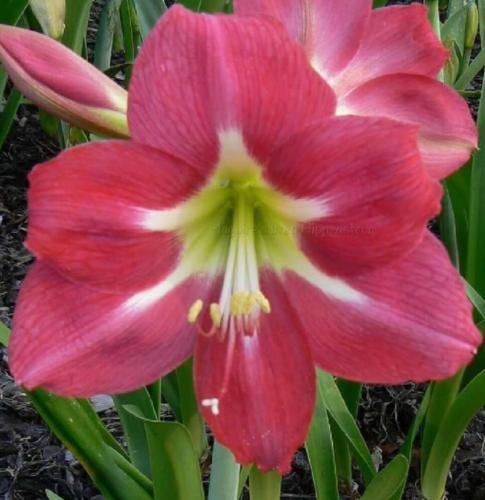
(230, 291), (250, 315)
(229, 291), (271, 316)
(210, 303), (222, 328)
(244, 293), (257, 314)
(254, 291), (271, 313)
(187, 299), (203, 324)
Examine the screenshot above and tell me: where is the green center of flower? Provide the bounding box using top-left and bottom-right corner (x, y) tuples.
(177, 131), (319, 339)
(183, 167), (290, 337)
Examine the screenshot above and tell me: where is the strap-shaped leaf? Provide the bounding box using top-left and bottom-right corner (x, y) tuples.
(62, 0), (93, 53)
(208, 441), (240, 500)
(361, 455), (408, 500)
(0, 0), (29, 24)
(306, 371), (339, 500)
(422, 370), (485, 500)
(1, 323), (151, 499)
(132, 0), (166, 39)
(317, 370), (376, 484)
(390, 388), (430, 500)
(125, 405), (204, 500)
(114, 387), (157, 478)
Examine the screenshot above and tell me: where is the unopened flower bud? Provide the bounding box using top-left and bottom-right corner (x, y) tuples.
(29, 0), (66, 40)
(0, 25), (128, 138)
(465, 2), (479, 50)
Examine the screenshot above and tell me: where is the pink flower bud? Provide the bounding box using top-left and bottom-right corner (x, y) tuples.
(0, 25), (128, 137)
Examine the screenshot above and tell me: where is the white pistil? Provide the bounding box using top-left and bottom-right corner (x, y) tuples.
(201, 398), (220, 416)
(186, 192), (271, 340)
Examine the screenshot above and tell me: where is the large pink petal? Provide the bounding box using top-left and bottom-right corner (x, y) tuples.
(194, 271), (315, 473)
(128, 5), (335, 167)
(27, 140), (206, 293)
(0, 25), (128, 137)
(341, 74), (477, 179)
(266, 116), (442, 276)
(233, 0), (371, 78)
(9, 263), (218, 396)
(285, 233), (481, 384)
(333, 5), (448, 97)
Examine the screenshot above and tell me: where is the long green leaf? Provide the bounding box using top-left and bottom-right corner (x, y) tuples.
(175, 358), (208, 456)
(373, 0), (389, 6)
(317, 370), (376, 484)
(147, 379), (162, 418)
(249, 469), (281, 500)
(1, 320), (151, 498)
(463, 0), (485, 382)
(62, 0), (94, 54)
(120, 0), (135, 59)
(238, 465), (252, 499)
(420, 373), (462, 477)
(0, 320), (10, 346)
(390, 388), (430, 500)
(46, 490), (64, 500)
(126, 405), (204, 500)
(449, 0), (466, 17)
(467, 0), (485, 292)
(95, 0), (123, 71)
(331, 380), (362, 486)
(161, 369), (182, 420)
(30, 390), (152, 499)
(0, 0), (29, 24)
(422, 370), (485, 500)
(306, 371), (339, 500)
(132, 0), (166, 39)
(208, 441), (240, 500)
(177, 0), (227, 12)
(441, 3), (468, 55)
(465, 279), (485, 319)
(440, 188), (460, 267)
(0, 88), (22, 149)
(455, 47), (485, 90)
(444, 161), (472, 271)
(361, 455), (408, 500)
(114, 387), (157, 478)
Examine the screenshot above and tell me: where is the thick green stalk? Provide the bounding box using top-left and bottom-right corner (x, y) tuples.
(208, 441), (240, 500)
(249, 469), (281, 500)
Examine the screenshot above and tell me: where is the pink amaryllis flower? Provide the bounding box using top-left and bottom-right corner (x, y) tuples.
(8, 6), (481, 472)
(234, 0), (477, 180)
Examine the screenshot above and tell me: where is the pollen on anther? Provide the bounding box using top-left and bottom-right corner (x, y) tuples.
(201, 398), (220, 416)
(255, 291), (271, 313)
(210, 303), (222, 328)
(187, 299), (203, 324)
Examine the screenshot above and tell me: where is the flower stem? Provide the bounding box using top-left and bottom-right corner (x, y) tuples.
(249, 468), (281, 500)
(208, 441), (240, 500)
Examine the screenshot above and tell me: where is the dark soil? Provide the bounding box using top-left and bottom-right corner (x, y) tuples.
(1, 0), (485, 499)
